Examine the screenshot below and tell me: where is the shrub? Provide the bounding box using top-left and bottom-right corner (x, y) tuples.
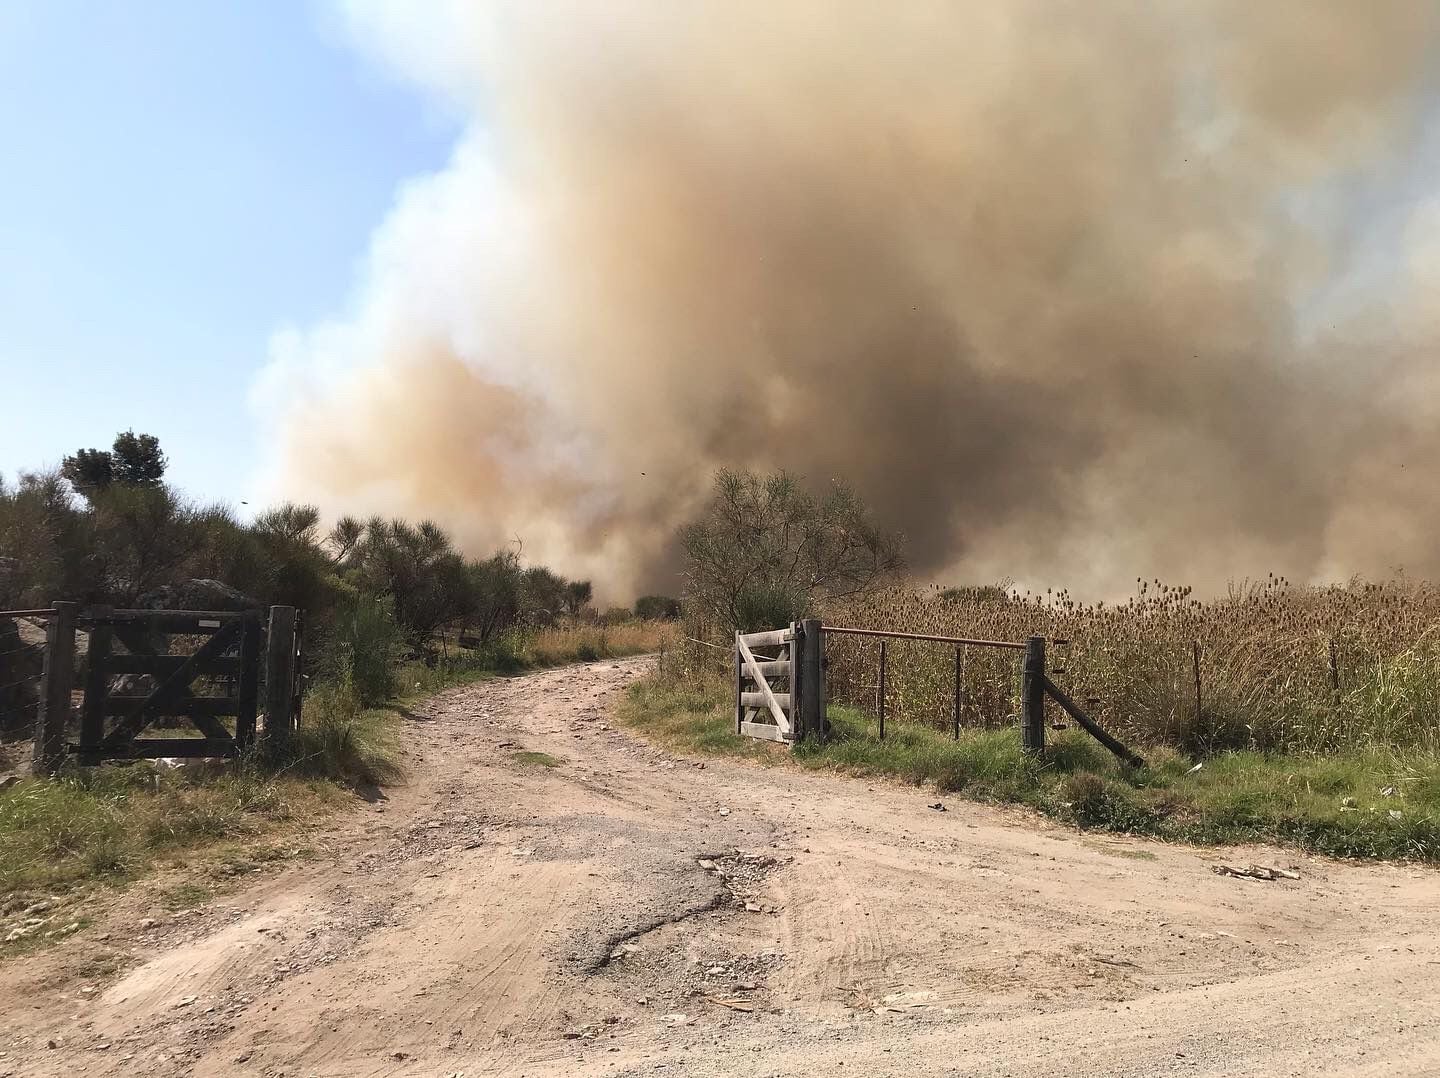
(325, 593), (406, 705)
(279, 681), (402, 786)
(635, 595), (682, 620)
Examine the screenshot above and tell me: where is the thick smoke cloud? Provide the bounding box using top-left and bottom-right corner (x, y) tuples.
(259, 2), (1440, 599)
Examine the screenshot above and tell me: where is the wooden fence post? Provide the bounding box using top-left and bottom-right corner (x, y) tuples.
(952, 645), (963, 741)
(797, 618), (825, 741)
(32, 601), (78, 776)
(734, 632), (743, 734)
(262, 606), (298, 751)
(877, 638), (888, 741)
(1192, 640), (1203, 736)
(1021, 635), (1046, 756)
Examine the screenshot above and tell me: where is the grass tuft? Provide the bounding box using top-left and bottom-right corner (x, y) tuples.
(511, 750), (562, 768)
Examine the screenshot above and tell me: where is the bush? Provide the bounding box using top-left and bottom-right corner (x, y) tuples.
(635, 595), (682, 620)
(325, 593), (406, 705)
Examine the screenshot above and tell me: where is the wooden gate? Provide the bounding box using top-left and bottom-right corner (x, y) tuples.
(734, 618), (825, 746)
(31, 602), (302, 773)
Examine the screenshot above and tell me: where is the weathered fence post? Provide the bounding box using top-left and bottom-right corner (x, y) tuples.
(1021, 635), (1046, 756)
(262, 606), (298, 751)
(734, 632), (743, 734)
(877, 638), (888, 740)
(952, 645), (963, 740)
(796, 618), (825, 741)
(32, 601), (78, 776)
(1192, 639), (1203, 736)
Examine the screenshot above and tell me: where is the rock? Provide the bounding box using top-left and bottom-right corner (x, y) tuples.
(134, 579), (258, 613)
(718, 808), (731, 817)
(697, 859), (717, 871)
(928, 802), (946, 812)
(138, 918), (160, 930)
(0, 776), (18, 793)
(174, 995), (198, 1008)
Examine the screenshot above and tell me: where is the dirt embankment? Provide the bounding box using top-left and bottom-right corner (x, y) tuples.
(2, 656), (1437, 1077)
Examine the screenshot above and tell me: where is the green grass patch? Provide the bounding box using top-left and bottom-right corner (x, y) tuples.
(160, 880), (215, 910)
(0, 765), (334, 903)
(616, 675), (1440, 861)
(511, 750), (563, 768)
(1094, 845), (1159, 861)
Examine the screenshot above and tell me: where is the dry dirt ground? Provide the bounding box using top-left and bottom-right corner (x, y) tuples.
(2, 655), (1439, 1077)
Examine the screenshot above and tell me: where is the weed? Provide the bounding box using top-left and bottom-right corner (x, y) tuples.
(511, 750), (562, 768)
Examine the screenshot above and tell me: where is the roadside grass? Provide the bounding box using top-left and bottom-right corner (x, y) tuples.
(616, 675), (1440, 861)
(0, 765), (339, 900)
(511, 750), (563, 768)
(0, 619), (671, 925)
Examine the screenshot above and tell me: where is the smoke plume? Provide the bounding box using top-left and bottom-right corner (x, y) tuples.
(258, 1), (1440, 599)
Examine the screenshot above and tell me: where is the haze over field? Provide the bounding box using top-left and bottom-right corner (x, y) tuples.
(260, 2), (1440, 599)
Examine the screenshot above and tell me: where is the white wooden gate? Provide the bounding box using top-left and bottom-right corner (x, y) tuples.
(734, 618), (824, 746)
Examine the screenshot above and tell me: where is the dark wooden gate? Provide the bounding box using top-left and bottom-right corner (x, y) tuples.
(30, 602), (301, 773)
(77, 608), (262, 761)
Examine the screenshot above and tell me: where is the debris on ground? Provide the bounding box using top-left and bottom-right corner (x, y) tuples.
(705, 996), (754, 1012)
(1092, 954), (1141, 968)
(1212, 863), (1300, 881)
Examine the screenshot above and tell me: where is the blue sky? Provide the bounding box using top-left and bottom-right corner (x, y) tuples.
(0, 0), (455, 504)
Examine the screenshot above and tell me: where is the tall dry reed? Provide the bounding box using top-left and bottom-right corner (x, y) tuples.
(823, 577), (1440, 754)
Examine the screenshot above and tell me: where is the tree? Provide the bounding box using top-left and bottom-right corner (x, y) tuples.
(59, 448), (114, 500)
(520, 565), (569, 624)
(340, 518), (471, 644)
(61, 430), (166, 500)
(462, 550), (524, 645)
(110, 430), (166, 485)
(563, 579), (593, 615)
(635, 595), (682, 620)
(679, 468), (904, 632)
(89, 483), (211, 604)
(0, 470), (100, 607)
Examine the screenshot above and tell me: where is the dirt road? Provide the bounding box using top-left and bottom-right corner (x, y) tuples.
(3, 656), (1439, 1076)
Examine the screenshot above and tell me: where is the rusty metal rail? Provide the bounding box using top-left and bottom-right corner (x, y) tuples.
(821, 625), (1027, 650)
